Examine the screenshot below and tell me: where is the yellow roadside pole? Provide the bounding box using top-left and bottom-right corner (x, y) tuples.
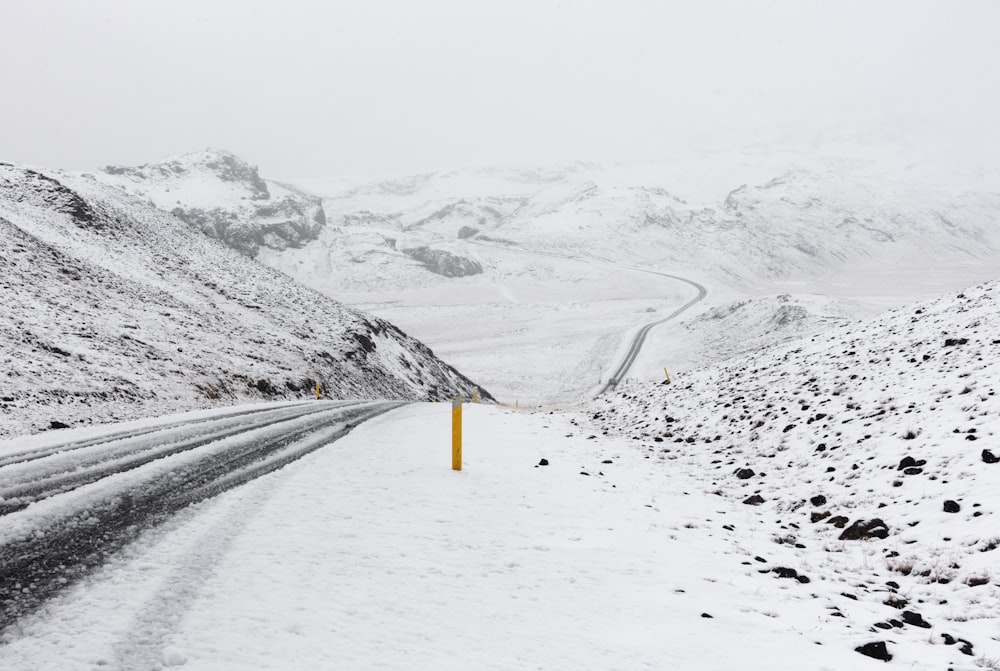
(315, 381), (321, 399)
(473, 390), (478, 403)
(452, 399), (462, 471)
(515, 399), (518, 409)
(663, 368), (671, 384)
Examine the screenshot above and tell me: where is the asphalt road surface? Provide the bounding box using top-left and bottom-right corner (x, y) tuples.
(0, 399), (402, 630)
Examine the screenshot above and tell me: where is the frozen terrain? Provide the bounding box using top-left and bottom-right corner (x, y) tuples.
(111, 149), (1000, 403)
(2, 278), (997, 669)
(0, 162), (488, 438)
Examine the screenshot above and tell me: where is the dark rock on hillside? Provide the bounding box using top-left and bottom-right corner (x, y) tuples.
(855, 641), (892, 662)
(982, 449), (999, 464)
(402, 247), (483, 277)
(838, 518), (889, 540)
(901, 610), (931, 628)
(743, 494), (765, 506)
(810, 494), (827, 506)
(943, 500), (961, 513)
(0, 166), (98, 228)
(735, 467), (755, 479)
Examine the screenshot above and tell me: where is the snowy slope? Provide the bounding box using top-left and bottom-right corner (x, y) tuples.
(591, 280), (1000, 664)
(98, 150), (325, 257)
(0, 163), (490, 438)
(101, 151), (1000, 403)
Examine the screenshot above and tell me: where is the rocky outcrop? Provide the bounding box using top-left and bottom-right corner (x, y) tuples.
(100, 150), (326, 257)
(402, 247), (483, 277)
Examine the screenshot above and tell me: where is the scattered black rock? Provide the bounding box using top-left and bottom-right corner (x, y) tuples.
(538, 458), (549, 466)
(827, 515), (849, 528)
(855, 641), (892, 662)
(48, 420), (71, 430)
(901, 610), (931, 628)
(944, 337), (968, 347)
(839, 518), (889, 541)
(884, 596), (907, 609)
(700, 612), (713, 618)
(601, 459), (613, 464)
(811, 511), (831, 523)
(943, 500), (960, 513)
(735, 468), (755, 479)
(982, 449), (999, 464)
(810, 494), (827, 506)
(897, 456), (926, 470)
(743, 494), (765, 506)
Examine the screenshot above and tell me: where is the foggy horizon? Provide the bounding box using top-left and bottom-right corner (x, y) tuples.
(2, 0), (999, 180)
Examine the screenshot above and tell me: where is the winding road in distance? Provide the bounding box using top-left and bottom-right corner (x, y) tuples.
(466, 240), (708, 396)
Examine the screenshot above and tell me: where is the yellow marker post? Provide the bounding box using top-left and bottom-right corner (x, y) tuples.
(515, 399), (518, 409)
(451, 398), (462, 471)
(315, 381), (321, 399)
(473, 390), (478, 403)
(663, 368), (671, 384)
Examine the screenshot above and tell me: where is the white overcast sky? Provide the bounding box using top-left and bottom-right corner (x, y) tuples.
(1, 0), (997, 179)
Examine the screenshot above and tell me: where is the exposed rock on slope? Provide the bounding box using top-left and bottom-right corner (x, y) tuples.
(99, 150), (325, 257)
(401, 246), (483, 277)
(0, 163), (491, 438)
(592, 280), (1000, 663)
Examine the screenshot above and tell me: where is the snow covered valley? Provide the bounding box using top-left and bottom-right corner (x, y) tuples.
(1, 150), (998, 670)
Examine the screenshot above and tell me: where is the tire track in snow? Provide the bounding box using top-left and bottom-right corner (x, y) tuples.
(0, 401), (368, 514)
(466, 240), (707, 395)
(0, 400), (402, 631)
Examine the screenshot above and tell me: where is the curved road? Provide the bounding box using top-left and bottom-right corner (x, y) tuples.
(467, 240), (707, 395)
(0, 399), (403, 630)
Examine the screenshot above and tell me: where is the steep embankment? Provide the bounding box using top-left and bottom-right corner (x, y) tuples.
(0, 163), (490, 437)
(592, 280), (1000, 664)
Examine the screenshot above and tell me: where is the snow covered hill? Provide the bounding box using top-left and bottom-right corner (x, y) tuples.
(0, 162), (490, 438)
(591, 279), (1000, 664)
(98, 150), (325, 257)
(95, 150), (1000, 403)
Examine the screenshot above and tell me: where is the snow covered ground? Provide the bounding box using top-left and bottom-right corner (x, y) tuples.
(0, 403), (872, 670)
(592, 279), (1000, 666)
(6, 325), (997, 670)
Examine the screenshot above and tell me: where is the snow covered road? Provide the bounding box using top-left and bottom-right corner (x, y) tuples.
(1, 403), (872, 670)
(466, 240), (708, 395)
(0, 400), (402, 630)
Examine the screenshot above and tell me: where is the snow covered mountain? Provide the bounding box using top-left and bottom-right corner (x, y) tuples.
(0, 162), (490, 438)
(99, 150), (326, 257)
(95, 151), (1000, 404)
(592, 279), (1000, 663)
(298, 160), (1000, 288)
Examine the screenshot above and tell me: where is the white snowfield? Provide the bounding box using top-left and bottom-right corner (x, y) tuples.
(87, 149), (1000, 405)
(0, 403), (864, 670)
(271, 151), (1000, 404)
(1, 280), (997, 669)
(3, 149), (1000, 669)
